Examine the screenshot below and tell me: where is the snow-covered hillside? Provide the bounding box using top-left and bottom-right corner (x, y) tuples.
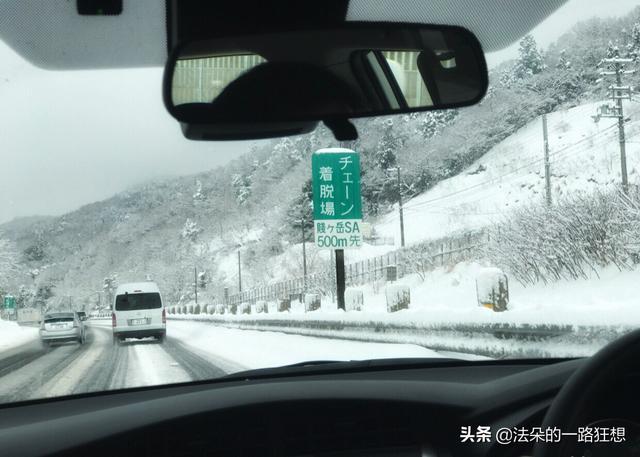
(246, 99), (640, 285)
(376, 99), (640, 247)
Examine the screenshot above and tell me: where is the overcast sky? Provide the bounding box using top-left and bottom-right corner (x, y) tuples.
(1, 0), (639, 224)
(485, 0), (640, 67)
(0, 48), (256, 224)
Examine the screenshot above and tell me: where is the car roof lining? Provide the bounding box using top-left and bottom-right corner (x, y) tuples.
(0, 0), (567, 71)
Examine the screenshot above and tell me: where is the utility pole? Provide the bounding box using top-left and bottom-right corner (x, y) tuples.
(593, 57), (634, 194)
(615, 60), (630, 194)
(194, 266), (198, 305)
(397, 167), (405, 248)
(388, 167), (406, 247)
(542, 114), (552, 206)
(237, 250), (242, 292)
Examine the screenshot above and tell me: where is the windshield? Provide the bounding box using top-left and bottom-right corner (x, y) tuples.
(1, 2), (640, 404)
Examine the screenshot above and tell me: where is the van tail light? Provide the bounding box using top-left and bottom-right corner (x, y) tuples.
(162, 308), (166, 324)
(73, 321), (79, 328)
(112, 312), (117, 327)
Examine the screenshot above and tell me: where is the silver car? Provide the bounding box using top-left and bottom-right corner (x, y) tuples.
(39, 312), (86, 347)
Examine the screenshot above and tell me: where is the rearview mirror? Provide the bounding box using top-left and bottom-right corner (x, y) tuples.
(163, 22), (488, 140)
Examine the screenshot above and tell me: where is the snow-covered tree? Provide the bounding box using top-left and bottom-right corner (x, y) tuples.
(360, 168), (387, 216)
(0, 237), (19, 285)
(418, 109), (458, 138)
(15, 285), (35, 308)
(284, 179), (313, 242)
(197, 270), (207, 289)
(192, 179), (205, 201)
(23, 236), (46, 261)
(103, 275), (117, 308)
(514, 35), (545, 78)
(272, 137), (306, 167)
(556, 49), (571, 69)
(498, 68), (517, 88)
(181, 218), (201, 241)
(606, 40), (621, 58)
(627, 22), (640, 61)
(34, 283), (55, 309)
(231, 173), (252, 205)
(375, 121), (400, 170)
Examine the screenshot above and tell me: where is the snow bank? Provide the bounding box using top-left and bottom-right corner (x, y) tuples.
(0, 319), (39, 352)
(168, 320), (443, 370)
(345, 288), (363, 311)
(172, 261), (640, 328)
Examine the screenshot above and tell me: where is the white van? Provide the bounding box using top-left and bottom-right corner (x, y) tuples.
(112, 282), (166, 344)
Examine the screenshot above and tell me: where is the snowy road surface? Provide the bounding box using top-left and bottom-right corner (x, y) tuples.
(0, 320), (443, 403)
(0, 322), (231, 403)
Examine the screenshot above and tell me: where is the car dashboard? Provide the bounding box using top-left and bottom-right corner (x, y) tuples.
(4, 358), (624, 457)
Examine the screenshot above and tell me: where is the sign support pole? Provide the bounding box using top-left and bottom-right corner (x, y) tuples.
(335, 249), (346, 310)
(302, 221), (307, 292)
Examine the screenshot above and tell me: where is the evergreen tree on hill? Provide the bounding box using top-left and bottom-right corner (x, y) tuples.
(514, 34), (546, 78)
(375, 121), (400, 170)
(628, 22), (640, 61)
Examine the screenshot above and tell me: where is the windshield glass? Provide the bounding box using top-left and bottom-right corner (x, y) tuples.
(1, 2), (640, 404)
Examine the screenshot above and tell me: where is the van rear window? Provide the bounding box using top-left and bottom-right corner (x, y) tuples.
(115, 293), (162, 311)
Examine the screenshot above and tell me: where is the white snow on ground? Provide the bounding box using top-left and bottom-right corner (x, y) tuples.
(350, 262), (640, 326)
(168, 320), (443, 370)
(176, 260), (640, 328)
(0, 319), (39, 352)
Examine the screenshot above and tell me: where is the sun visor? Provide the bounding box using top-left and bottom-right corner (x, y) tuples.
(0, 0), (167, 70)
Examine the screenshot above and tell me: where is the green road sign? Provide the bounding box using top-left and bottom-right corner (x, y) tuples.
(311, 148), (363, 249)
(3, 295), (16, 309)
